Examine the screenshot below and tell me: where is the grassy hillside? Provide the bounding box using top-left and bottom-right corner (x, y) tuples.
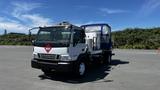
(0, 27), (160, 49)
(0, 33), (34, 45)
(112, 28), (160, 49)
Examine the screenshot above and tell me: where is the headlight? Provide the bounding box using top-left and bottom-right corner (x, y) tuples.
(61, 55), (71, 61)
(33, 53), (39, 59)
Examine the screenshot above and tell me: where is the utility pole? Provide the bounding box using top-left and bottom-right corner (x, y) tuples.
(4, 29), (7, 35)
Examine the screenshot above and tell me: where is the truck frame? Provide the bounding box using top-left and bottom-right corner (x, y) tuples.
(31, 22), (113, 77)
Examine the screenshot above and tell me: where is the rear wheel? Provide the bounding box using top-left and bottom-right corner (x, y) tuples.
(107, 55), (111, 65)
(103, 52), (112, 65)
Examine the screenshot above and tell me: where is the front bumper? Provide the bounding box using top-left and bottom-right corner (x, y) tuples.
(31, 59), (75, 72)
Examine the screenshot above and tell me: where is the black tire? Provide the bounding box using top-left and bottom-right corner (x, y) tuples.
(103, 54), (112, 65)
(74, 60), (86, 77)
(41, 69), (52, 75)
(106, 55), (111, 65)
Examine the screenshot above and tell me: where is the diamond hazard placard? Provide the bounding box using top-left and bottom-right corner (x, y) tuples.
(44, 43), (52, 53)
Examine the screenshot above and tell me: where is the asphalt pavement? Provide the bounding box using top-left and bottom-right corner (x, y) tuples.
(0, 46), (160, 90)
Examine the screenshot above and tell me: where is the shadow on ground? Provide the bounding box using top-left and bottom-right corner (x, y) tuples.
(38, 59), (129, 84)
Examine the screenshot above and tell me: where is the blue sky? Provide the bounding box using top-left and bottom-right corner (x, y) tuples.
(0, 0), (160, 34)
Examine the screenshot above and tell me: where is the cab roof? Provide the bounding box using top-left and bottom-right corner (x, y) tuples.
(39, 22), (82, 30)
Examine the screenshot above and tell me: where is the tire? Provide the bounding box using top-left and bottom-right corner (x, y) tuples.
(41, 69), (52, 75)
(75, 61), (86, 77)
(103, 54), (112, 65)
(107, 55), (111, 65)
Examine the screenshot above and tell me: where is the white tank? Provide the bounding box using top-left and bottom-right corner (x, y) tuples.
(86, 39), (93, 52)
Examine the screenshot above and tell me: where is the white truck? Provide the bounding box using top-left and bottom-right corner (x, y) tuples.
(31, 22), (113, 77)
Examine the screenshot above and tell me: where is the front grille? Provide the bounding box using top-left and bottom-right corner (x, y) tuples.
(38, 54), (61, 61)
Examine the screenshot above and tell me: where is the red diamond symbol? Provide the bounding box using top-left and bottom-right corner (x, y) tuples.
(45, 43), (52, 53)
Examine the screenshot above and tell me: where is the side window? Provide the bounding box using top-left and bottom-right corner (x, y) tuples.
(102, 26), (111, 43)
(73, 30), (85, 44)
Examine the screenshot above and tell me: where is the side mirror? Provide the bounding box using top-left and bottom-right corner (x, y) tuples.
(32, 40), (35, 45)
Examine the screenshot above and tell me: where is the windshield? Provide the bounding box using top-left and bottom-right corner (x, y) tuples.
(35, 27), (71, 47)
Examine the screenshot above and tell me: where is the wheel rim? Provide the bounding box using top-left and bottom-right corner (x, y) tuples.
(79, 62), (85, 75)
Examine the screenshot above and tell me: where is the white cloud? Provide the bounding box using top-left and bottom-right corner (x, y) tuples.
(0, 17), (18, 23)
(139, 0), (160, 16)
(0, 1), (53, 34)
(11, 1), (53, 27)
(12, 2), (41, 18)
(100, 8), (130, 14)
(21, 14), (52, 27)
(0, 19), (28, 33)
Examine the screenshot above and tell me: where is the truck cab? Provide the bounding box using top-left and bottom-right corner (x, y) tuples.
(31, 22), (112, 76)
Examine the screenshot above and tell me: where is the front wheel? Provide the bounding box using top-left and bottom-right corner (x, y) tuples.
(75, 61), (86, 77)
(41, 69), (52, 75)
